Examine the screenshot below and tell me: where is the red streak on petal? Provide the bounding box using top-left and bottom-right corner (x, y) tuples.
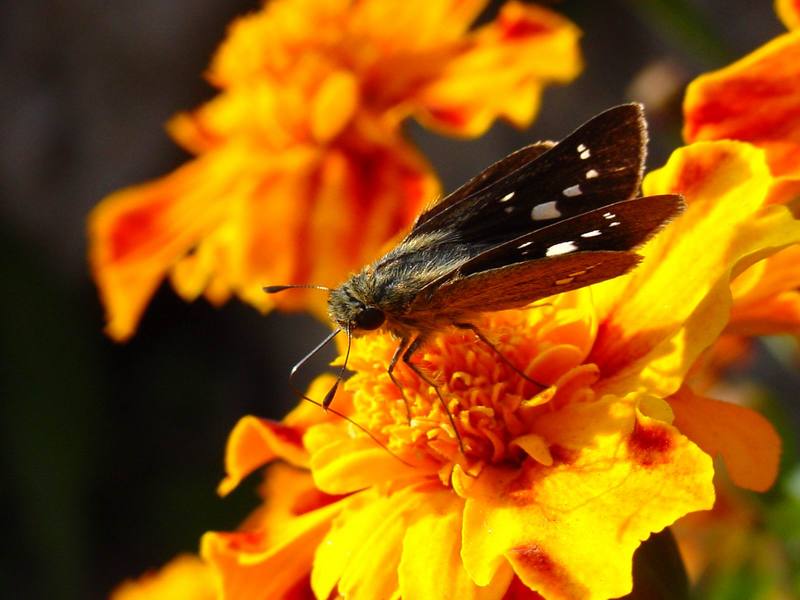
(265, 421), (305, 449)
(672, 156), (711, 197)
(499, 15), (552, 40)
(503, 577), (547, 599)
(628, 421), (673, 467)
(428, 106), (470, 128)
(507, 544), (588, 598)
(109, 198), (169, 262)
(283, 576), (314, 600)
(290, 489), (346, 517)
(549, 444), (578, 466)
(223, 530), (265, 552)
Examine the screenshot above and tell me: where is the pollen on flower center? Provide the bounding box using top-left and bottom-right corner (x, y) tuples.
(345, 305), (596, 468)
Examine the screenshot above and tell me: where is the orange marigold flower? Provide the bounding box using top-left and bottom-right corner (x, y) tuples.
(111, 554), (217, 600)
(204, 141), (800, 599)
(683, 28), (800, 177)
(88, 0), (582, 340)
(682, 5), (800, 360)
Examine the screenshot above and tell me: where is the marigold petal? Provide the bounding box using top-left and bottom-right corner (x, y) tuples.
(412, 2), (581, 136)
(310, 435), (426, 495)
(766, 173), (800, 206)
(111, 554), (217, 600)
(311, 71), (359, 143)
(776, 0), (800, 30)
(399, 489), (514, 600)
(461, 396), (715, 600)
(88, 155), (228, 340)
(218, 416), (308, 496)
(731, 290), (800, 335)
(510, 434), (553, 466)
(312, 484), (434, 600)
(218, 376), (351, 496)
(203, 489), (354, 600)
(591, 141), (800, 396)
(669, 387), (781, 492)
(728, 245), (800, 335)
(684, 31), (800, 175)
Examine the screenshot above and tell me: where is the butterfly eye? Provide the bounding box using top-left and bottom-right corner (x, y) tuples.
(354, 306), (385, 331)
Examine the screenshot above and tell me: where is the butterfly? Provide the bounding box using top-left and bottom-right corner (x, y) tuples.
(267, 104), (684, 449)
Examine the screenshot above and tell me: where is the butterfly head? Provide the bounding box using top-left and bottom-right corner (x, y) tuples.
(327, 282), (386, 335)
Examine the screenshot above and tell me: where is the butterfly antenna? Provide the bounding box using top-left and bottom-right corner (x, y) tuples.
(264, 284), (332, 294)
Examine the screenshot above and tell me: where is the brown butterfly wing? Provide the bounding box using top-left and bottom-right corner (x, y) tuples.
(414, 141), (556, 224)
(415, 251), (641, 315)
(411, 104), (647, 241)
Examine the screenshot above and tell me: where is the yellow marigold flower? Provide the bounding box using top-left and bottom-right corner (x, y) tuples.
(88, 0), (582, 340)
(203, 141), (800, 599)
(111, 554), (217, 600)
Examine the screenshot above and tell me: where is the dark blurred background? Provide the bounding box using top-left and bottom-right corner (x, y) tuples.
(1, 1), (795, 599)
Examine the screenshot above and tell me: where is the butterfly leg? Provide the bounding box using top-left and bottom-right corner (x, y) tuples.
(454, 322), (548, 389)
(387, 337), (413, 422)
(401, 335), (465, 454)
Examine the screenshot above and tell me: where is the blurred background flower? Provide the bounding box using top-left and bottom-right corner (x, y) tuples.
(2, 1), (799, 599)
(88, 0), (580, 341)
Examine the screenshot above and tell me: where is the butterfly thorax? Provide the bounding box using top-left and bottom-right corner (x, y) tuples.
(328, 234), (480, 338)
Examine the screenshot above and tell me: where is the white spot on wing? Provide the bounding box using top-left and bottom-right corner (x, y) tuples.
(603, 212), (616, 219)
(518, 241), (533, 249)
(610, 221), (620, 227)
(504, 206), (514, 214)
(581, 230), (601, 238)
(546, 241), (578, 257)
(577, 144), (586, 152)
(580, 149), (591, 160)
(586, 169), (599, 179)
(562, 184), (582, 197)
(500, 191), (515, 203)
(532, 201), (561, 221)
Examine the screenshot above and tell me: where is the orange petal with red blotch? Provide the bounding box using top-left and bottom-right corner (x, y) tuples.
(684, 31), (800, 175)
(412, 1), (581, 137)
(669, 386), (781, 492)
(89, 153), (231, 340)
(218, 416), (308, 496)
(777, 0), (800, 29)
(461, 396), (714, 600)
(203, 491), (353, 600)
(111, 554), (217, 600)
(218, 375), (357, 495)
(399, 488), (514, 600)
(590, 142), (800, 397)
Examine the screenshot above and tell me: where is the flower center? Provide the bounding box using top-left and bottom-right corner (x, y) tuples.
(345, 303), (597, 469)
